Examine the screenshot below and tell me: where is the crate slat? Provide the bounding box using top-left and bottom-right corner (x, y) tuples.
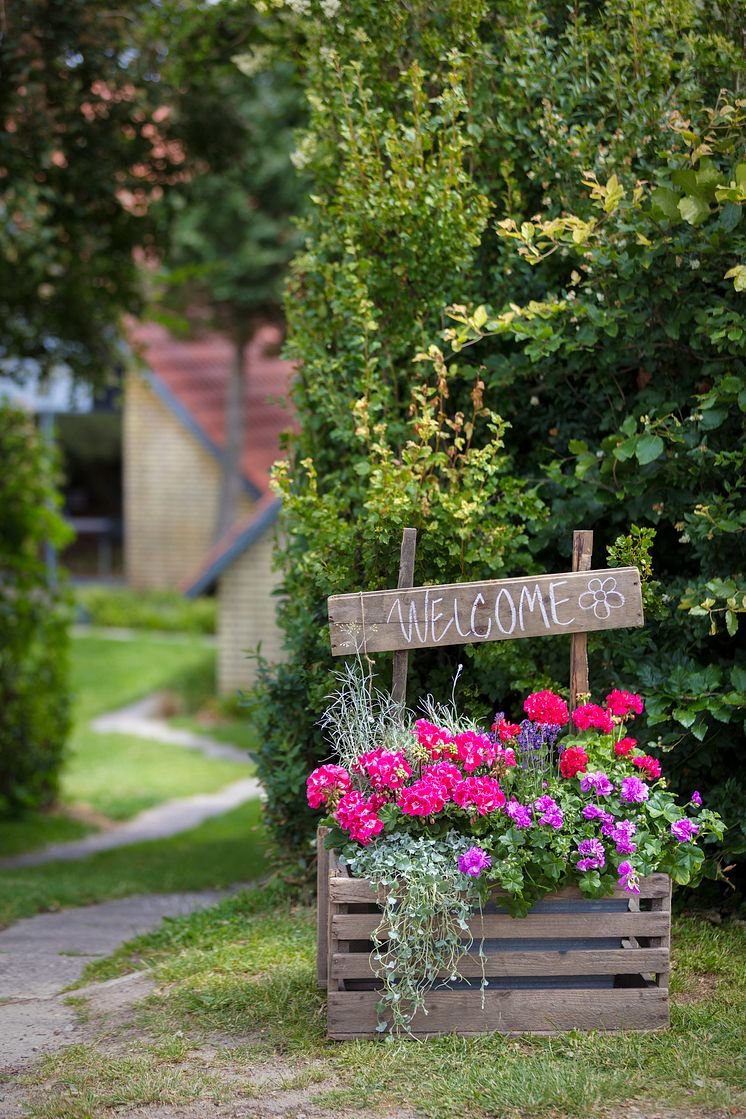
(331, 946), (670, 980)
(333, 911), (670, 941)
(328, 872), (671, 905)
(327, 987), (669, 1039)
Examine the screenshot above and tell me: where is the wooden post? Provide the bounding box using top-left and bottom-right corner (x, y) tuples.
(391, 528), (417, 705)
(317, 826), (330, 988)
(569, 530), (593, 712)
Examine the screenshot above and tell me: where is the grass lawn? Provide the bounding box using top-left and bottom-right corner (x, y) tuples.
(69, 631), (217, 722)
(0, 799), (267, 928)
(25, 888), (744, 1119)
(0, 813), (94, 859)
(62, 728), (253, 821)
(168, 713), (259, 755)
(0, 631), (257, 857)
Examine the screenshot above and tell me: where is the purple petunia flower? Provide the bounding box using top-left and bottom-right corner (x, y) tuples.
(609, 819), (637, 855)
(534, 794), (564, 829)
(504, 800), (533, 828)
(617, 859), (641, 894)
(458, 845), (492, 877)
(580, 771), (614, 797)
(583, 804), (614, 824)
(575, 837), (606, 871)
(690, 791), (703, 806)
(621, 776), (650, 804)
(670, 818), (700, 844)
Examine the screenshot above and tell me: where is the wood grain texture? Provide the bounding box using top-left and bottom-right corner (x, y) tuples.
(316, 827), (329, 988)
(331, 947), (670, 980)
(332, 912), (670, 941)
(327, 988), (669, 1039)
(328, 567), (643, 655)
(391, 528), (417, 705)
(327, 872), (671, 905)
(570, 530), (593, 711)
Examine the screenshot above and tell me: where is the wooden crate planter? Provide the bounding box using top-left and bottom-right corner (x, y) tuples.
(319, 528), (669, 1039)
(318, 835), (671, 1039)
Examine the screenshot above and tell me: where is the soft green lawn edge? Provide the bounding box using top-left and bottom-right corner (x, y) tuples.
(0, 799), (268, 928)
(0, 813), (95, 858)
(61, 728), (253, 821)
(70, 631), (217, 722)
(69, 888), (746, 1119)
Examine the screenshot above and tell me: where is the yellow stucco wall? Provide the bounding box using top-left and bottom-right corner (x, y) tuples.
(217, 530), (286, 694)
(124, 372), (253, 590)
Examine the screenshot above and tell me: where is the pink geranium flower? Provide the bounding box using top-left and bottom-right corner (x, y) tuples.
(452, 776), (505, 815)
(306, 764), (351, 809)
(572, 703), (615, 735)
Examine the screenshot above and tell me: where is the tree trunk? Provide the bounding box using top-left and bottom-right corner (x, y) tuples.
(214, 328), (249, 544)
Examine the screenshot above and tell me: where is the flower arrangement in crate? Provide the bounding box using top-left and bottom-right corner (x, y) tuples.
(308, 663), (724, 1033)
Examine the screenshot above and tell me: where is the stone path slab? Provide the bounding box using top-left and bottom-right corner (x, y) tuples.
(91, 693), (250, 765)
(0, 891), (233, 1070)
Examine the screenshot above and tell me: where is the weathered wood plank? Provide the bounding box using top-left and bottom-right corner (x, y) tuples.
(328, 872), (671, 905)
(570, 530), (593, 710)
(391, 528), (417, 705)
(327, 988), (669, 1039)
(331, 947), (670, 980)
(316, 827), (329, 988)
(329, 567), (644, 655)
(333, 912), (670, 940)
(650, 877), (673, 990)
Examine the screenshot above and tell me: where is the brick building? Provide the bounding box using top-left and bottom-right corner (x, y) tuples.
(125, 321), (294, 693)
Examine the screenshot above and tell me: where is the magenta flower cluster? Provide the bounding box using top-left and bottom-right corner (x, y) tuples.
(305, 685), (710, 898)
(458, 846), (492, 877)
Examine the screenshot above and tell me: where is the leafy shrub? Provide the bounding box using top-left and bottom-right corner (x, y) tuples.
(76, 586), (216, 635)
(258, 0), (744, 873)
(0, 404), (71, 815)
(445, 99), (746, 874)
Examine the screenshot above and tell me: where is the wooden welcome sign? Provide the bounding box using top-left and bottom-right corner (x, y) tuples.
(327, 529), (644, 708)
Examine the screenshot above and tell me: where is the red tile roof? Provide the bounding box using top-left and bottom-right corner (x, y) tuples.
(129, 320), (296, 495)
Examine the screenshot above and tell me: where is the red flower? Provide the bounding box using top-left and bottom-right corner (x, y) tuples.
(572, 703), (614, 735)
(632, 754), (661, 780)
(606, 689), (644, 718)
(615, 737), (637, 756)
(524, 690), (569, 726)
(494, 718), (521, 742)
(559, 746), (589, 779)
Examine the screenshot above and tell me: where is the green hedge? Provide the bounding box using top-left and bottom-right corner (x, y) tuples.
(256, 0), (745, 876)
(0, 404), (71, 815)
(76, 586), (216, 635)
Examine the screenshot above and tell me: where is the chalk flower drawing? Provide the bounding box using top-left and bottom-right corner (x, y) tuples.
(578, 576), (625, 620)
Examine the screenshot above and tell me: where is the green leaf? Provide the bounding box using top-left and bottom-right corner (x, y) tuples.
(730, 666), (746, 692)
(678, 194), (711, 226)
(719, 202), (743, 232)
(651, 187), (681, 220)
(473, 305), (489, 329)
(613, 438), (637, 462)
(673, 707), (696, 728)
(635, 434), (664, 465)
(736, 163), (746, 188)
(725, 610), (738, 637)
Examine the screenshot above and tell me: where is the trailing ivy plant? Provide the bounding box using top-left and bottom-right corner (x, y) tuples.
(347, 831), (481, 1035)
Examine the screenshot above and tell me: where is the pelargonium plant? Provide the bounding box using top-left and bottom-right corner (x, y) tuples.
(308, 664), (724, 1033)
